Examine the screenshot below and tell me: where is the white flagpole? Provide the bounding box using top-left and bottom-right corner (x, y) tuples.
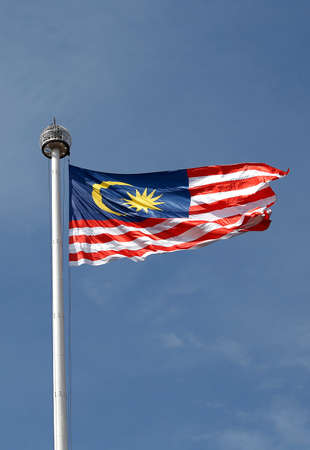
(40, 120), (72, 450)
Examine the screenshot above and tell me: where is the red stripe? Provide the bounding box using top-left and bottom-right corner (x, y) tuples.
(190, 175), (280, 196)
(70, 217), (166, 229)
(70, 210), (270, 245)
(70, 208), (272, 237)
(187, 164), (289, 178)
(189, 186), (275, 215)
(214, 207), (273, 227)
(247, 219), (271, 231)
(69, 215), (270, 262)
(235, 210), (271, 230)
(70, 227), (240, 262)
(70, 221), (202, 244)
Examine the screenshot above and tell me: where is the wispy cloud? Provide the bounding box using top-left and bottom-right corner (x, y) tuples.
(207, 337), (250, 367)
(268, 399), (310, 447)
(158, 331), (250, 367)
(278, 324), (310, 371)
(215, 430), (273, 450)
(160, 332), (183, 348)
(82, 279), (112, 306)
(191, 398), (310, 450)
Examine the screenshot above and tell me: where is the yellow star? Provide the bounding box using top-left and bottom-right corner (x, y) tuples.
(123, 188), (164, 213)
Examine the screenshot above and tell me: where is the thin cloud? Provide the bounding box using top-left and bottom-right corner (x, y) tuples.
(268, 400), (310, 447)
(159, 332), (250, 368)
(191, 398), (310, 450)
(207, 337), (251, 367)
(160, 332), (183, 348)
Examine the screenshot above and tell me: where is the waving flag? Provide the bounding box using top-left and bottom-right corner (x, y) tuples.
(69, 163), (288, 266)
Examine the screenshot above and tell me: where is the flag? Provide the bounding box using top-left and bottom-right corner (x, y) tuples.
(69, 163), (288, 266)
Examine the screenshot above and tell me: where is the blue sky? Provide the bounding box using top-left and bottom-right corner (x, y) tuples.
(0, 1), (309, 449)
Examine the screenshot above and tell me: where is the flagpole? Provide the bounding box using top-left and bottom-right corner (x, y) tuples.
(40, 120), (72, 450)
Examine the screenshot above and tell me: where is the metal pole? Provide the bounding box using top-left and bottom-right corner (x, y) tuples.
(40, 121), (72, 450)
(51, 148), (68, 450)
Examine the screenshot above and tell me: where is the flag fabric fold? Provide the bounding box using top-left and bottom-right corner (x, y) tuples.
(69, 163), (288, 266)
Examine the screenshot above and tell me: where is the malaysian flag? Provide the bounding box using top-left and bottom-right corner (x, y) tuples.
(69, 163), (288, 266)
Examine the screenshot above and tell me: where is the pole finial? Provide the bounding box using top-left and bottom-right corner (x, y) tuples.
(40, 120), (72, 159)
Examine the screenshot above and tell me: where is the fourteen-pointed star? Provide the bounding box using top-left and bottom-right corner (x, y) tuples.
(123, 188), (164, 213)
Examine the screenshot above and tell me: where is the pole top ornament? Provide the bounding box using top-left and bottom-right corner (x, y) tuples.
(40, 118), (72, 158)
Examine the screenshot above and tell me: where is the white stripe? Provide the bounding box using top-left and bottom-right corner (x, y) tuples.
(70, 218), (186, 237)
(69, 211), (265, 255)
(70, 248), (176, 265)
(189, 170), (282, 188)
(69, 222), (223, 254)
(190, 182), (268, 205)
(70, 198), (273, 240)
(69, 228), (244, 265)
(189, 196), (275, 220)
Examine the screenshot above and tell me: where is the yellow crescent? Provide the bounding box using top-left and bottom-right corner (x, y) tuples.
(92, 181), (132, 216)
